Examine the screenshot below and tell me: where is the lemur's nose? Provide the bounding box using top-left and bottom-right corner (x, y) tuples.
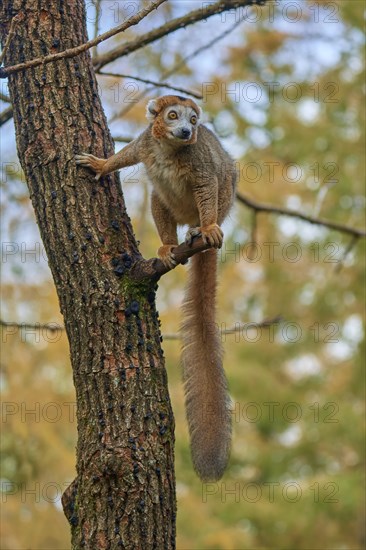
(181, 128), (191, 139)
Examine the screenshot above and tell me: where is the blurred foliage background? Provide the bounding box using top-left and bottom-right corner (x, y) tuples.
(1, 1), (365, 548)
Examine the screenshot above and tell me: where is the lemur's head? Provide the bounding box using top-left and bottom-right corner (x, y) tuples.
(146, 95), (202, 145)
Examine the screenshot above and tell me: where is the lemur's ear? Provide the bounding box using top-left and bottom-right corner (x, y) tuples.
(196, 105), (203, 121)
(146, 99), (158, 122)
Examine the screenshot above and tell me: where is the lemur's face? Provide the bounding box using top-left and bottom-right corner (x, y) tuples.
(161, 104), (199, 143)
(146, 95), (202, 145)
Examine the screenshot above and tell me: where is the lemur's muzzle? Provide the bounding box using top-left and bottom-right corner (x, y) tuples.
(178, 128), (192, 140)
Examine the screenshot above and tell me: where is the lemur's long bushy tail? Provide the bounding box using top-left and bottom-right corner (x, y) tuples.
(181, 249), (232, 482)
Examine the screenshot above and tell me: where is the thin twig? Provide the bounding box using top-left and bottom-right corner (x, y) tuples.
(247, 210), (258, 260)
(128, 190), (366, 282)
(112, 135), (133, 143)
(0, 0), (167, 78)
(236, 192), (366, 239)
(0, 12), (25, 64)
(99, 71), (202, 99)
(93, 0), (267, 71)
(0, 105), (13, 126)
(1, 7), (248, 123)
(0, 320), (63, 332)
(0, 92), (11, 103)
(0, 315), (282, 340)
(163, 315), (283, 340)
(111, 14), (247, 119)
(92, 0), (102, 59)
(163, 15), (247, 76)
(334, 235), (359, 273)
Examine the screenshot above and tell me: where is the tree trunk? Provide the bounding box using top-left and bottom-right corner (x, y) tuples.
(0, 1), (176, 548)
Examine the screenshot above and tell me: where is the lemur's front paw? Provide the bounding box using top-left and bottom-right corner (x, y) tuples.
(185, 227), (201, 246)
(157, 245), (177, 269)
(200, 223), (224, 248)
(75, 153), (106, 181)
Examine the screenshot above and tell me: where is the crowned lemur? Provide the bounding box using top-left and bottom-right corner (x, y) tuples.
(76, 95), (237, 481)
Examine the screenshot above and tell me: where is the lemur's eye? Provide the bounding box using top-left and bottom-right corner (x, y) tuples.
(168, 111), (178, 120)
(190, 115), (197, 124)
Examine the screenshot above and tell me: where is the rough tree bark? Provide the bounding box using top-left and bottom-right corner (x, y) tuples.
(0, 1), (176, 547)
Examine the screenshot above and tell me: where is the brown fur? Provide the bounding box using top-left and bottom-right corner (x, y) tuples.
(75, 96), (237, 481)
(181, 248), (231, 481)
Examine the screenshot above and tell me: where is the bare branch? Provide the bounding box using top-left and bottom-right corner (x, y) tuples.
(0, 314), (283, 340)
(109, 14), (247, 120)
(247, 210), (258, 260)
(172, 19), (247, 75)
(0, 320), (63, 332)
(93, 0), (268, 71)
(0, 12), (25, 64)
(0, 92), (11, 102)
(163, 315), (283, 340)
(92, 0), (102, 59)
(0, 105), (13, 126)
(130, 192), (365, 283)
(0, 0), (167, 78)
(112, 135), (133, 143)
(237, 192), (366, 239)
(0, 9), (250, 124)
(130, 234), (213, 281)
(99, 71), (202, 99)
(334, 235), (359, 273)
